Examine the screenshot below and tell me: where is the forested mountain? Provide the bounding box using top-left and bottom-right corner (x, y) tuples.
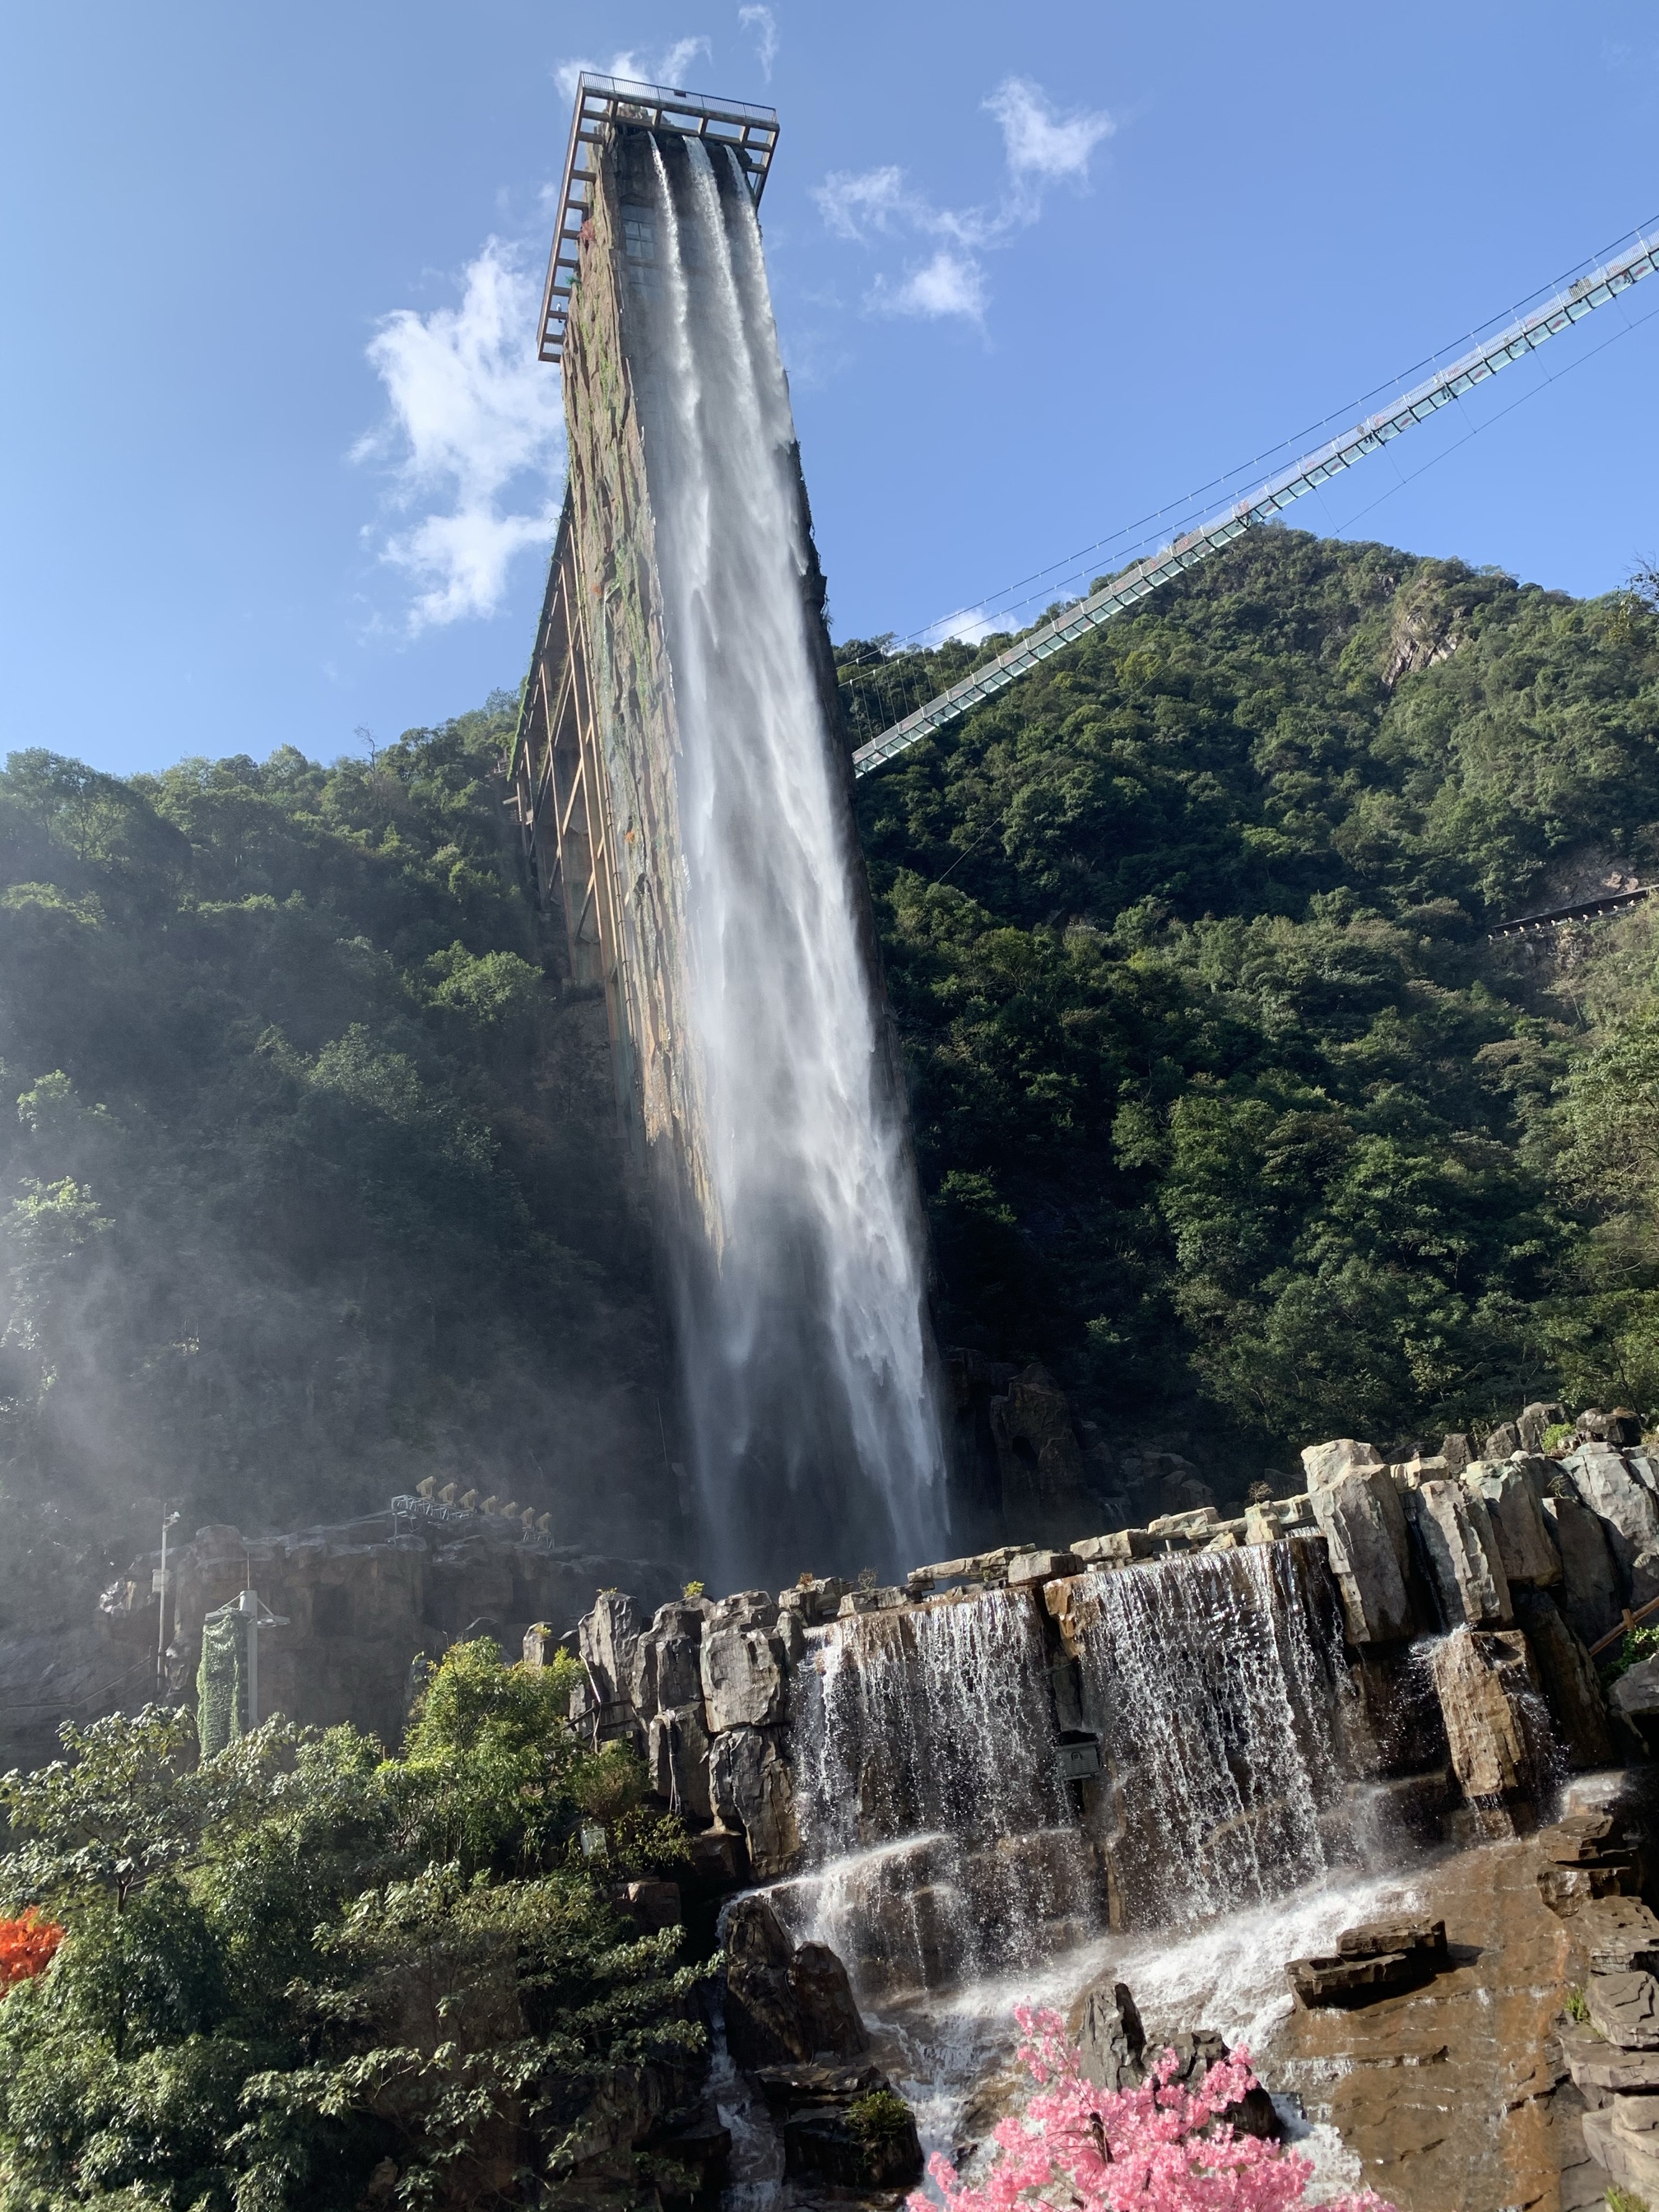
(840, 527), (1659, 1453)
(0, 706), (676, 1631)
(5, 526), (1659, 1636)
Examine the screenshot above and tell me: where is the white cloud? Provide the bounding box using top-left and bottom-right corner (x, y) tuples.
(355, 239), (565, 633)
(814, 73), (1114, 327)
(871, 249), (988, 324)
(555, 38), (711, 101)
(813, 165), (911, 242)
(984, 77), (1113, 185)
(737, 4), (777, 78)
(922, 604), (997, 645)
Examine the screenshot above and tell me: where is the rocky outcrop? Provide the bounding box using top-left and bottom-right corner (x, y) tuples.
(721, 1896), (868, 2068)
(709, 1726), (798, 1876)
(1511, 1589), (1615, 1769)
(1462, 1457), (1560, 1587)
(1302, 1438), (1386, 1489)
(1073, 1977), (1146, 2093)
(1543, 1493), (1623, 1647)
(1308, 1466), (1414, 1643)
(1429, 1626), (1548, 1838)
(699, 1624), (788, 1731)
(1562, 1440), (1659, 1586)
(648, 1703), (713, 1821)
(1406, 1479), (1512, 1628)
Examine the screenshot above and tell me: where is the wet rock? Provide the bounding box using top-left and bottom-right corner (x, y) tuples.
(1408, 1479), (1513, 1627)
(1543, 1494), (1623, 1646)
(1462, 1459), (1561, 1587)
(751, 2061), (888, 2112)
(685, 1827), (748, 1892)
(1301, 1438), (1386, 1489)
(1159, 2030), (1280, 2140)
(1512, 1589), (1615, 1768)
(783, 2103), (923, 2189)
(648, 1700), (713, 1821)
(721, 1896), (868, 2068)
(1429, 1625), (1546, 1837)
(1072, 1976), (1146, 2093)
(1564, 1443), (1659, 1581)
(700, 1624), (788, 1731)
(1587, 1968), (1659, 2047)
(1287, 1921), (1448, 2008)
(708, 1725), (799, 1876)
(1308, 1465), (1415, 1643)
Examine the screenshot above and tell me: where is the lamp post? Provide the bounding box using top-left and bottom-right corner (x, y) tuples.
(155, 1509), (179, 1694)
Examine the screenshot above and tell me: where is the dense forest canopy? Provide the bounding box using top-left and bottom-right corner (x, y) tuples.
(6, 527), (1659, 1629)
(839, 529), (1659, 1452)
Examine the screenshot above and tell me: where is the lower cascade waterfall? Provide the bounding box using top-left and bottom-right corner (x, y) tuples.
(628, 129), (946, 1578)
(1071, 1541), (1357, 1928)
(768, 1546), (1359, 2011)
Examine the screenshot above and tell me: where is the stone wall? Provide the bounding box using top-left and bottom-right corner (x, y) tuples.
(95, 1506), (677, 1751)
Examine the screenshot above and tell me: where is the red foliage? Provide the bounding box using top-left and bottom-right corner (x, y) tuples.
(0, 1910), (65, 1991)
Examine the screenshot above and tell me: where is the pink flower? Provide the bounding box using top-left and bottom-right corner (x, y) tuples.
(908, 2007), (1396, 2212)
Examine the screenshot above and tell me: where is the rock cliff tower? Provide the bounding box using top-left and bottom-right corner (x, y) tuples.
(509, 77), (947, 1582)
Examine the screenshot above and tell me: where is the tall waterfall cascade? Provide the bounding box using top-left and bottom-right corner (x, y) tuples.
(514, 93), (946, 1582)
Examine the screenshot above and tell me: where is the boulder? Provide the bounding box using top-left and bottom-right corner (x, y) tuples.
(1429, 1625), (1546, 1836)
(783, 2105), (923, 2190)
(1462, 1460), (1560, 1587)
(648, 1701), (713, 1821)
(707, 1590), (779, 1631)
(778, 1577), (848, 1624)
(700, 1625), (788, 1732)
(1308, 1466), (1415, 1643)
(722, 1896), (868, 2069)
(1006, 1549), (1083, 1586)
(1511, 1590), (1615, 1768)
(1588, 1968), (1659, 2048)
(1243, 1494), (1316, 1545)
(1564, 1444), (1659, 1579)
(630, 1624), (703, 1725)
(1073, 1977), (1146, 2093)
(1071, 1530), (1159, 1566)
(1564, 2028), (1659, 2093)
(1408, 1479), (1512, 1627)
(1159, 2031), (1279, 2140)
(1439, 1431), (1472, 1474)
(1301, 1439), (1385, 1489)
(709, 1726), (799, 1877)
(1543, 1494), (1623, 1646)
(1485, 1421), (1522, 1459)
(1146, 1507), (1220, 1536)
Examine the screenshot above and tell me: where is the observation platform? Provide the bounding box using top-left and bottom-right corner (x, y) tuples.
(538, 73), (779, 362)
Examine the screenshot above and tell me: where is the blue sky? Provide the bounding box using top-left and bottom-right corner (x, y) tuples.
(4, 0), (1657, 777)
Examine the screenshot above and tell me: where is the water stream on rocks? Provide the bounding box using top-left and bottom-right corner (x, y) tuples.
(756, 1554), (1384, 2204)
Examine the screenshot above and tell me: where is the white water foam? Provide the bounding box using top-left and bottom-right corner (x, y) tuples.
(628, 131), (946, 1580)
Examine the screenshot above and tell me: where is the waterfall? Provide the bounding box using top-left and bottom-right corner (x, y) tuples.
(1070, 1541), (1355, 1928)
(625, 129), (945, 1581)
(771, 1590), (1100, 2000)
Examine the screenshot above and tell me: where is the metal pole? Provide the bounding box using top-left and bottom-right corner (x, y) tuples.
(239, 1587), (259, 1731)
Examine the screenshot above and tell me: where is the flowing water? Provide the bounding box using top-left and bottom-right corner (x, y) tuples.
(623, 129), (946, 1581)
(1070, 1541), (1357, 1926)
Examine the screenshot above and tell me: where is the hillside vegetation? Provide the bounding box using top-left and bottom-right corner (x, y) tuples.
(6, 527), (1659, 1632)
(840, 528), (1659, 1451)
(0, 704), (674, 1632)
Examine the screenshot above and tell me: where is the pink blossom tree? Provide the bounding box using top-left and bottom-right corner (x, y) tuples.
(912, 2007), (1396, 2212)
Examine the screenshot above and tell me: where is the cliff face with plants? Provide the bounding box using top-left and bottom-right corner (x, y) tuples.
(841, 527), (1659, 1457)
